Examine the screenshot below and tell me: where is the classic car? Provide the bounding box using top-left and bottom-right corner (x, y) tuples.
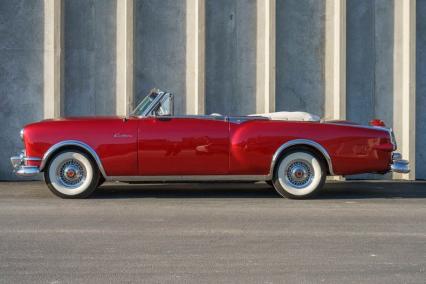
(11, 89), (409, 199)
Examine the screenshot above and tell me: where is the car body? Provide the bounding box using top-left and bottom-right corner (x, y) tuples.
(11, 90), (409, 199)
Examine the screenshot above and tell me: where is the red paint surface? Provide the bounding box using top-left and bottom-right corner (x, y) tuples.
(138, 117), (229, 175)
(22, 116), (393, 177)
(24, 117), (138, 176)
(229, 120), (392, 175)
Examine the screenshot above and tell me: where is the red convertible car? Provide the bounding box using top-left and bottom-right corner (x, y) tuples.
(11, 90), (409, 199)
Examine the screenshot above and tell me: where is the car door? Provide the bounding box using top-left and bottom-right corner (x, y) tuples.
(138, 116), (229, 175)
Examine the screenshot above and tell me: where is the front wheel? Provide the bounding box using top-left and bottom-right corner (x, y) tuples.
(44, 150), (100, 199)
(272, 150), (326, 199)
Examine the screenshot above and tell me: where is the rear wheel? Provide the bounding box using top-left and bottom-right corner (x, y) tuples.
(272, 150), (326, 199)
(44, 150), (100, 199)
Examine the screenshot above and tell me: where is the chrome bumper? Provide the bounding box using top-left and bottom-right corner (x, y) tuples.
(390, 152), (410, 174)
(10, 151), (40, 177)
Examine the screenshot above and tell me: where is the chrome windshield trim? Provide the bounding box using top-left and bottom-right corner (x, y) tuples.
(269, 139), (334, 176)
(140, 91), (166, 117)
(39, 140), (107, 178)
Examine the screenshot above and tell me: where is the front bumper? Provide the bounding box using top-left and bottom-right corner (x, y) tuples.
(390, 152), (410, 174)
(10, 151), (41, 177)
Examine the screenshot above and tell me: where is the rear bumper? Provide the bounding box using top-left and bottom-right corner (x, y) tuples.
(390, 152), (410, 174)
(10, 151), (41, 177)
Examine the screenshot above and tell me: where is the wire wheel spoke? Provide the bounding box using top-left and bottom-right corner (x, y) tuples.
(285, 160), (314, 188)
(56, 159), (86, 188)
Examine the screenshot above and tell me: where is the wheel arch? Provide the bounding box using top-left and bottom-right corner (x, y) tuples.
(269, 139), (334, 177)
(39, 140), (107, 178)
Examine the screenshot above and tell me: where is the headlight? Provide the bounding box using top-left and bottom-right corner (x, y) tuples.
(20, 128), (24, 141)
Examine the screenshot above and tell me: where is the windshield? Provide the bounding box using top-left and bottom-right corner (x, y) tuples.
(131, 92), (158, 116)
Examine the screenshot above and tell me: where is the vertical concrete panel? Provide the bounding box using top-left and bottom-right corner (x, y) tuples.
(416, 0), (426, 179)
(64, 0), (116, 116)
(346, 0), (375, 124)
(134, 0), (186, 114)
(205, 0), (257, 115)
(276, 0), (325, 117)
(374, 0), (394, 125)
(0, 0), (44, 180)
(347, 0), (394, 125)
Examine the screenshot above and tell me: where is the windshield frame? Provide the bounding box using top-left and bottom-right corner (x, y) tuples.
(131, 90), (166, 117)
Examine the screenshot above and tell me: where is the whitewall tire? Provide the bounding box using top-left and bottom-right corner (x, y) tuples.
(272, 150), (326, 199)
(44, 150), (100, 198)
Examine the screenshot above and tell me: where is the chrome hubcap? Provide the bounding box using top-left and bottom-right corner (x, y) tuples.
(57, 159), (86, 188)
(285, 160), (314, 188)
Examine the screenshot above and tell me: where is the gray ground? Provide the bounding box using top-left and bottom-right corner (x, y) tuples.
(0, 181), (425, 283)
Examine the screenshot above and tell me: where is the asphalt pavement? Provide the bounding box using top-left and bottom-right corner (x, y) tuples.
(0, 181), (425, 283)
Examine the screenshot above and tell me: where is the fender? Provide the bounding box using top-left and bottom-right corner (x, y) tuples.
(39, 140), (107, 178)
(269, 139), (335, 177)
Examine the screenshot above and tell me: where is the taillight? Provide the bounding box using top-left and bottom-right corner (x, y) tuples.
(369, 119), (386, 127)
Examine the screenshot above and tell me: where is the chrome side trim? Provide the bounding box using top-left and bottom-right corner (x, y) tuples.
(325, 122), (388, 131)
(227, 116), (269, 124)
(106, 175), (270, 182)
(269, 139), (335, 177)
(24, 157), (42, 161)
(39, 140), (107, 178)
(388, 128), (397, 150)
(142, 114), (227, 121)
(150, 114), (226, 121)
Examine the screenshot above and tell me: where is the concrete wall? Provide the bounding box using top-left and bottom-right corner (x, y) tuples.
(205, 0), (257, 115)
(276, 0), (325, 117)
(0, 0), (425, 180)
(0, 0), (44, 180)
(134, 0), (186, 114)
(416, 0), (426, 179)
(64, 0), (117, 116)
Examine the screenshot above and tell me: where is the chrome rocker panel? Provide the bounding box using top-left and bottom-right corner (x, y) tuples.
(105, 175), (270, 182)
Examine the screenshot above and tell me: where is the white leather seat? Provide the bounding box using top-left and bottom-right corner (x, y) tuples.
(249, 111), (320, 122)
